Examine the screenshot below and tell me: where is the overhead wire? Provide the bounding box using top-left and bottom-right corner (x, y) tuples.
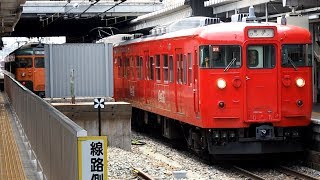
(43, 0), (162, 42)
(72, 0), (127, 20)
(41, 1), (70, 26)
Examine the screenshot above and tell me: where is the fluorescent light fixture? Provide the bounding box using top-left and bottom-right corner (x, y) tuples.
(309, 14), (319, 20)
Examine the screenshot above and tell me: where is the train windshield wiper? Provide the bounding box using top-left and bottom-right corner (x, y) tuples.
(224, 58), (237, 72)
(287, 56), (298, 71)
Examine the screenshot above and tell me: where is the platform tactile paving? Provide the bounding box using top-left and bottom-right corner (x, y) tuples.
(0, 94), (27, 180)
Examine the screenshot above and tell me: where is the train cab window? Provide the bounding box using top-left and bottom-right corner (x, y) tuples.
(163, 54), (169, 83)
(200, 45), (241, 68)
(247, 45), (275, 68)
(282, 44), (312, 67)
(35, 57), (44, 68)
(188, 53), (192, 86)
(169, 56), (174, 83)
(155, 55), (161, 82)
(148, 57), (154, 80)
(16, 57), (32, 68)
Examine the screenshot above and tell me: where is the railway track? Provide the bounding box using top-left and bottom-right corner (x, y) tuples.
(132, 167), (154, 180)
(233, 166), (266, 180)
(233, 165), (320, 180)
(276, 166), (319, 180)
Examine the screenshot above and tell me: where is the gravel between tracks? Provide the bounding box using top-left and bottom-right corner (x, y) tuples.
(108, 131), (239, 179)
(108, 131), (320, 180)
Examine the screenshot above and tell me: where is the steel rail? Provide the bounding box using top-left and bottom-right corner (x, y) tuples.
(233, 166), (266, 180)
(132, 167), (154, 180)
(277, 166), (319, 180)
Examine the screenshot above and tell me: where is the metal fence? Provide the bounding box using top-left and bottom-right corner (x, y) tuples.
(4, 74), (87, 180)
(45, 43), (114, 98)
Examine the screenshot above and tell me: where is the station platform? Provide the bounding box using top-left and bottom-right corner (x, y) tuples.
(0, 92), (36, 180)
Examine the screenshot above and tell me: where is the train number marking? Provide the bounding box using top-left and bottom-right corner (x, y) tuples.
(158, 90), (165, 103)
(130, 86), (135, 97)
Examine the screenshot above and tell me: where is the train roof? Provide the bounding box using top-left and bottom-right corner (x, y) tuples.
(9, 42), (44, 56)
(114, 19), (311, 47)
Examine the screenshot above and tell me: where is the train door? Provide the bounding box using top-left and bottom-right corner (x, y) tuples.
(145, 51), (154, 105)
(175, 48), (183, 113)
(143, 51), (148, 104)
(122, 52), (127, 99)
(33, 56), (45, 93)
(245, 44), (278, 122)
(193, 48), (200, 115)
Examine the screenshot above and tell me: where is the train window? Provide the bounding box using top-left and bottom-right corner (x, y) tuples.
(124, 57), (130, 78)
(188, 53), (192, 86)
(183, 55), (187, 84)
(199, 45), (241, 68)
(136, 56), (143, 79)
(163, 54), (169, 83)
(169, 56), (174, 83)
(148, 57), (154, 80)
(130, 57), (135, 80)
(35, 57), (44, 68)
(156, 55), (161, 82)
(118, 57), (123, 78)
(247, 45), (275, 68)
(16, 57), (32, 68)
(176, 54), (183, 84)
(282, 44), (312, 67)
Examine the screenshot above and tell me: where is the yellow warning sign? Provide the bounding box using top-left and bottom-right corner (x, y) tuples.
(78, 136), (107, 180)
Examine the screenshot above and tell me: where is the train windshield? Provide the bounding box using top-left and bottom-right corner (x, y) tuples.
(35, 57), (44, 68)
(200, 45), (241, 68)
(282, 44), (312, 68)
(247, 45), (275, 68)
(16, 57), (32, 68)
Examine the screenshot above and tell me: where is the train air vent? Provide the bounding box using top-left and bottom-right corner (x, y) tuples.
(150, 29), (156, 36)
(133, 33), (143, 39)
(204, 18), (220, 26)
(122, 36), (132, 41)
(231, 14), (248, 22)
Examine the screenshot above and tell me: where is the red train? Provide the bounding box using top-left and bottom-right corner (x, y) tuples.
(113, 15), (312, 155)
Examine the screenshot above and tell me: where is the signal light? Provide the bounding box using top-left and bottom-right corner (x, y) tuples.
(22, 82), (26, 85)
(232, 78), (241, 88)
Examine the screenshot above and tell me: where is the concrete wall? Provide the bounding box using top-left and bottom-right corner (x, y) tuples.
(52, 102), (132, 151)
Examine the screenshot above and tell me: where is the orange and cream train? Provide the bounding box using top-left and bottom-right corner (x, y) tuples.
(113, 15), (312, 155)
(5, 43), (45, 97)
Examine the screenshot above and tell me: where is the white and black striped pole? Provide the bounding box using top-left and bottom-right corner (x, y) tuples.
(94, 98), (105, 136)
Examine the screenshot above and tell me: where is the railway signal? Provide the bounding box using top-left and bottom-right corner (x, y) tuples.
(94, 98), (105, 109)
(94, 98), (105, 136)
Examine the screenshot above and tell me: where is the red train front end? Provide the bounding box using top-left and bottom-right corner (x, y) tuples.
(199, 24), (312, 154)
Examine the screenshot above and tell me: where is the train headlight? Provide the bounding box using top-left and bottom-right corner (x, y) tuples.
(217, 78), (226, 89)
(296, 78), (305, 87)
